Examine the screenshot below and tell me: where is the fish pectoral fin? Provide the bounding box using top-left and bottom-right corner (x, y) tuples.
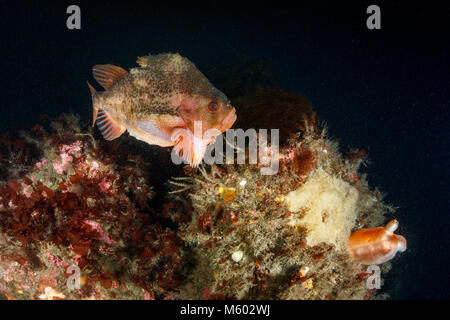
(133, 120), (172, 145)
(171, 128), (210, 167)
(92, 64), (128, 90)
(131, 115), (185, 147)
(96, 109), (126, 140)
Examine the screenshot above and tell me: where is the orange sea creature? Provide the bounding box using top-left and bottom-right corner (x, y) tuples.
(348, 220), (407, 265)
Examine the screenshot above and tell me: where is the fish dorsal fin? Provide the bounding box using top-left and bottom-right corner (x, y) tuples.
(92, 64), (128, 90)
(96, 109), (126, 140)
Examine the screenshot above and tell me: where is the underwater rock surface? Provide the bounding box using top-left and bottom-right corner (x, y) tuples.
(0, 115), (184, 299)
(0, 88), (401, 300)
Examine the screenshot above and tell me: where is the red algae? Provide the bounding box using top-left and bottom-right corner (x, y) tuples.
(0, 114), (184, 300)
(293, 148), (316, 176)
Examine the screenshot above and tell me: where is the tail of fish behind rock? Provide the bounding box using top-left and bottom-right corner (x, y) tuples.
(87, 81), (99, 127)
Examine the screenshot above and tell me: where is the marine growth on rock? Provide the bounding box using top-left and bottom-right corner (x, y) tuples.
(0, 60), (405, 300)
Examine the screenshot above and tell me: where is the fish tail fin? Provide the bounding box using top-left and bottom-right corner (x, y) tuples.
(87, 81), (99, 127)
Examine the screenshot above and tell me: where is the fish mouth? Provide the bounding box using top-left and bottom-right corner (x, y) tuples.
(221, 107), (237, 130)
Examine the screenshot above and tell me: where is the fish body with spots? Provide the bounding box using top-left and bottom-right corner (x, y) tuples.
(87, 53), (237, 166)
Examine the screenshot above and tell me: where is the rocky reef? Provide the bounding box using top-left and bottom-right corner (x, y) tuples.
(169, 113), (393, 300)
(0, 115), (184, 299)
(0, 60), (401, 300)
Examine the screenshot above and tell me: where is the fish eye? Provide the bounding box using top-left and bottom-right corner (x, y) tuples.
(208, 102), (219, 111)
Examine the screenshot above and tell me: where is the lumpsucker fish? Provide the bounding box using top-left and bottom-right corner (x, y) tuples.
(87, 53), (237, 167)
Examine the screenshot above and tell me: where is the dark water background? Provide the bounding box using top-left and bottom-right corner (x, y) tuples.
(0, 0), (448, 299)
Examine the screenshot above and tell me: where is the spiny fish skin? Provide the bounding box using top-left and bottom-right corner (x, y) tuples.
(88, 53), (237, 166)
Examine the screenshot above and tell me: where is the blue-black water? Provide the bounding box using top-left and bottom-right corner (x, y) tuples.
(0, 0), (448, 299)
